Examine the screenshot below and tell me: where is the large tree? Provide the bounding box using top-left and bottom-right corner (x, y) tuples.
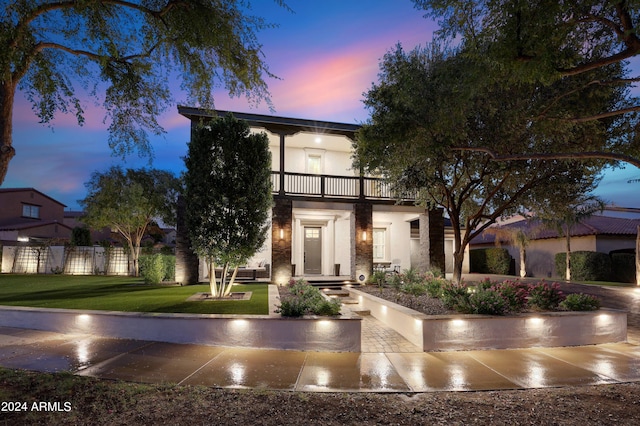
(183, 114), (272, 298)
(355, 44), (614, 282)
(413, 0), (640, 167)
(80, 167), (181, 276)
(0, 0), (286, 184)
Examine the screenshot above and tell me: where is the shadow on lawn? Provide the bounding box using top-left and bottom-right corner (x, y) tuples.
(0, 282), (166, 304)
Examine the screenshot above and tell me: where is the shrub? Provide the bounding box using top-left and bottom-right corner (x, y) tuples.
(559, 293), (601, 311)
(554, 251), (612, 281)
(163, 255), (175, 281)
(277, 279), (341, 317)
(139, 254), (165, 284)
(528, 281), (565, 310)
(388, 273), (403, 290)
(275, 297), (308, 317)
(368, 270), (387, 287)
(139, 254), (175, 283)
(401, 280), (427, 296)
(611, 253), (636, 283)
(470, 249), (488, 273)
(314, 298), (342, 316)
(467, 289), (508, 315)
(440, 281), (470, 311)
(397, 268), (428, 296)
(425, 277), (446, 298)
(486, 248), (512, 275)
(476, 278), (498, 291)
(491, 280), (529, 313)
(470, 248), (512, 274)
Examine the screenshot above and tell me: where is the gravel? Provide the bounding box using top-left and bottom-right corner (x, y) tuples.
(357, 286), (454, 315)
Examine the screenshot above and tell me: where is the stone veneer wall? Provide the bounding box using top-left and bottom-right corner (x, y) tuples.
(354, 203), (373, 283)
(271, 197), (293, 284)
(175, 195), (199, 284)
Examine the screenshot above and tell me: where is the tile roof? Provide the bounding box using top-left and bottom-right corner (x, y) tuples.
(474, 215), (640, 244)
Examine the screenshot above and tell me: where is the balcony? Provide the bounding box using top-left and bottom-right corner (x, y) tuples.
(271, 172), (416, 203)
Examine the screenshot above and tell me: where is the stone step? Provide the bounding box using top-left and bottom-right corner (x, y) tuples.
(353, 310), (371, 316)
(339, 297), (360, 305)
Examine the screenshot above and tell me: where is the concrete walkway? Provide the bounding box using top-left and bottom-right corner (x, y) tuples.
(2, 277), (640, 392)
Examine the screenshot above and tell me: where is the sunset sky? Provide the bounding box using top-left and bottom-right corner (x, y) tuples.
(5, 0), (640, 210)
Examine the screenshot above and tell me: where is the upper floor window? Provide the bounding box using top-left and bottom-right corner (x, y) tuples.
(22, 204), (40, 219)
(305, 148), (325, 174)
(307, 154), (322, 174)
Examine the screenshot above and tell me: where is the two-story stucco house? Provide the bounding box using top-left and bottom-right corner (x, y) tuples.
(0, 188), (73, 243)
(175, 108), (468, 284)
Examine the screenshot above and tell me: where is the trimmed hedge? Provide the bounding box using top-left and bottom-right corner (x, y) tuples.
(139, 254), (176, 284)
(554, 251), (611, 281)
(470, 248), (512, 275)
(611, 253), (636, 283)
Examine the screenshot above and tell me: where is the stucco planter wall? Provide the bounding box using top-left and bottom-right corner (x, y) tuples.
(348, 287), (626, 351)
(0, 307), (361, 352)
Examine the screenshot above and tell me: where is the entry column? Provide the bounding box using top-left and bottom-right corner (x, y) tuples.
(272, 197), (293, 285)
(353, 203), (373, 283)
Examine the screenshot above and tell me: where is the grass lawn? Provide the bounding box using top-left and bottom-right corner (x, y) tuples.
(0, 275), (269, 315)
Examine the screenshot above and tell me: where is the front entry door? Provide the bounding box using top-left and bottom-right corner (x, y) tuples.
(304, 227), (322, 274)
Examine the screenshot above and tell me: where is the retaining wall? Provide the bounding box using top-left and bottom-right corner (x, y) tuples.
(348, 287), (627, 351)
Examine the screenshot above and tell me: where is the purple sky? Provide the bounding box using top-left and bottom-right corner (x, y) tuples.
(5, 0), (640, 211)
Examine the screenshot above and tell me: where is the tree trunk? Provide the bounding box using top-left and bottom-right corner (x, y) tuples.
(0, 82), (17, 185)
(636, 225), (639, 286)
(452, 250), (464, 284)
(223, 266), (239, 296)
(208, 260), (218, 298)
(565, 229), (571, 282)
(519, 248), (527, 278)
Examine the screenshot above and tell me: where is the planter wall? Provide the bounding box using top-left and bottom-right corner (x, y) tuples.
(0, 306), (361, 352)
(348, 288), (626, 351)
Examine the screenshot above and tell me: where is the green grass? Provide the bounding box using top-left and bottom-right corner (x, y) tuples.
(0, 274), (269, 315)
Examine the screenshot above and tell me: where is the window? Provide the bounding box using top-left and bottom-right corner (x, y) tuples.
(307, 154), (322, 174)
(305, 228), (320, 239)
(22, 204), (40, 219)
(373, 228), (386, 261)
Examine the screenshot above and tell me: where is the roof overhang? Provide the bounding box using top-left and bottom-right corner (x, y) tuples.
(177, 106), (361, 139)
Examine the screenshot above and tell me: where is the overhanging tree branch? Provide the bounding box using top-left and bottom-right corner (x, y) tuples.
(451, 147), (640, 169)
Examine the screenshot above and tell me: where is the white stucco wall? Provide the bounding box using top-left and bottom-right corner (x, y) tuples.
(372, 210), (416, 271)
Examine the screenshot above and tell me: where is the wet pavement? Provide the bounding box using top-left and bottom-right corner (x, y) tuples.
(1, 277), (640, 392)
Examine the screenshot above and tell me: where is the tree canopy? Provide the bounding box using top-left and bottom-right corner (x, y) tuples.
(413, 0), (640, 168)
(0, 0), (286, 184)
(355, 44), (614, 282)
(183, 113), (272, 298)
(79, 166), (181, 276)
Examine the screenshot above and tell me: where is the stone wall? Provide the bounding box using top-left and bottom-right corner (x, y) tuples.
(271, 197), (292, 284)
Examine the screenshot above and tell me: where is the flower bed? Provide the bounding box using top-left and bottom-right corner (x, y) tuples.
(353, 272), (626, 351)
(349, 287), (627, 351)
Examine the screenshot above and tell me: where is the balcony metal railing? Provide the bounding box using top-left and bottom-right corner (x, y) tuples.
(271, 172), (416, 202)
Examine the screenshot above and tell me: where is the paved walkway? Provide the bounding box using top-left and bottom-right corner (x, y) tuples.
(1, 277), (640, 392)
(2, 320), (640, 392)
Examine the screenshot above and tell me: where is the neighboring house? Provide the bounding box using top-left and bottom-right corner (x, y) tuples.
(0, 188), (73, 243)
(471, 215), (640, 278)
(175, 108), (469, 284)
(63, 210), (113, 243)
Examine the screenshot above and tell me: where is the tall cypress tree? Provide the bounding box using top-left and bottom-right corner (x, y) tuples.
(183, 114), (272, 297)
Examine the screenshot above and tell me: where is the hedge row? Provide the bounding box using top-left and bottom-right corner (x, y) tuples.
(470, 248), (513, 275)
(555, 251), (636, 283)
